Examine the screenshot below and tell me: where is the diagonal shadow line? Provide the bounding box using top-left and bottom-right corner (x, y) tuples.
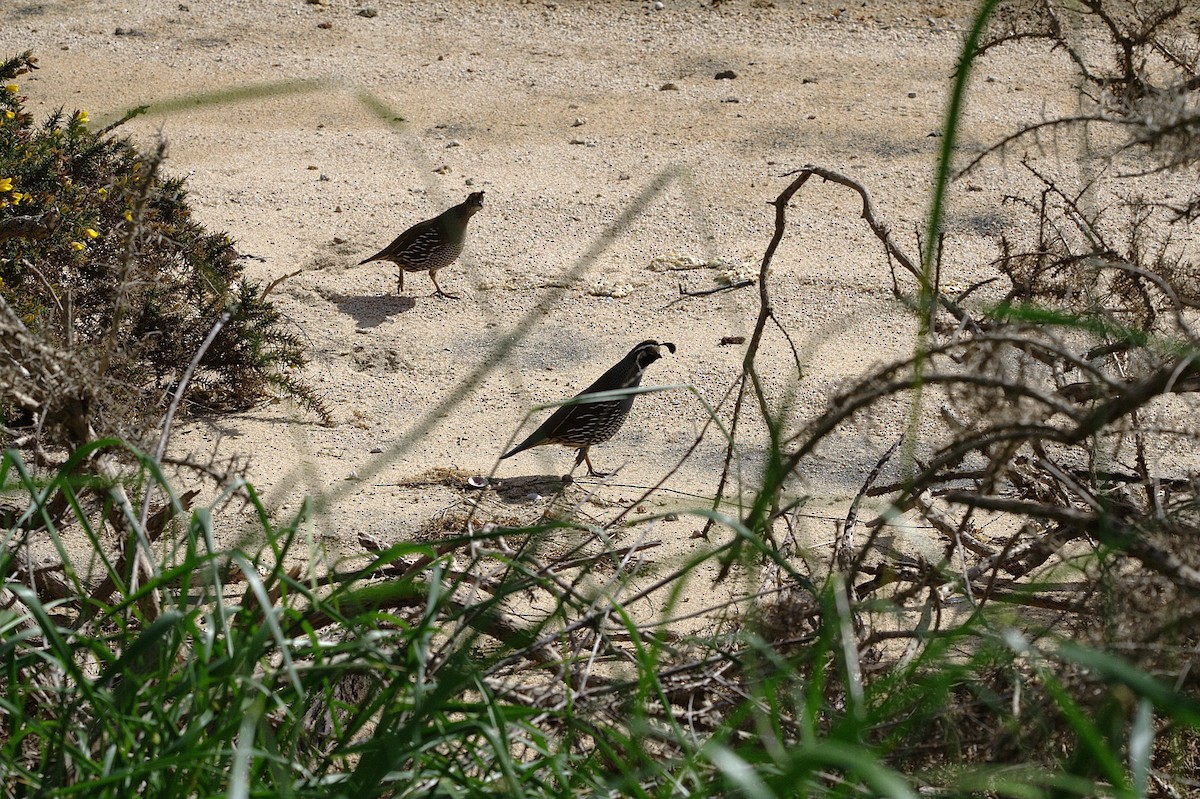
(96, 78), (331, 130)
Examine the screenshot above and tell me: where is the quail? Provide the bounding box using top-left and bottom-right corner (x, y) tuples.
(501, 340), (677, 477)
(359, 191), (484, 299)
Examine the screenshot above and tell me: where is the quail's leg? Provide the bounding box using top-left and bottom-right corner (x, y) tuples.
(396, 267), (405, 295)
(581, 449), (613, 478)
(429, 270), (460, 300)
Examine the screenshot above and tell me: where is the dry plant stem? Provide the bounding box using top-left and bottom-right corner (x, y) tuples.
(942, 491), (1200, 592)
(260, 267), (304, 300)
(676, 279), (754, 298)
(838, 438), (901, 574)
(138, 310), (231, 533)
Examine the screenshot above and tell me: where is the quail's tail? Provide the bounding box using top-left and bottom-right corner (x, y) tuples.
(501, 428), (545, 460)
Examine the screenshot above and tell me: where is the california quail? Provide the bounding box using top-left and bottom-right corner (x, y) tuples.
(359, 191), (484, 299)
(501, 340), (677, 477)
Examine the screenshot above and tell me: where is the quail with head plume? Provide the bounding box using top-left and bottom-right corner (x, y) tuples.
(501, 340), (677, 477)
(359, 191), (484, 299)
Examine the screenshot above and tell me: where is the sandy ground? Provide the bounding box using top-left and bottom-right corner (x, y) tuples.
(6, 0), (1080, 601)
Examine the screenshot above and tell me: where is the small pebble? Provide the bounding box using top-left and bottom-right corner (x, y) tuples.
(714, 70), (737, 80)
(369, 445), (384, 453)
(660, 82), (679, 91)
(571, 116), (586, 127)
(721, 97), (740, 103)
(665, 512), (679, 521)
(464, 177), (475, 185)
(618, 172), (631, 181)
(446, 139), (461, 147)
(347, 470), (360, 480)
(332, 236), (347, 244)
(907, 91), (917, 98)
(318, 173), (330, 181)
(317, 21), (332, 29)
(357, 7), (378, 17)
(653, 1), (664, 8)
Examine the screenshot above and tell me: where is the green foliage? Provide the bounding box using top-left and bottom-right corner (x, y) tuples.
(5, 443), (1200, 798)
(0, 50), (327, 446)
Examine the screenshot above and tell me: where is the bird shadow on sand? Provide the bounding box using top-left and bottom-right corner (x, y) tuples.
(329, 293), (417, 328)
(487, 474), (573, 504)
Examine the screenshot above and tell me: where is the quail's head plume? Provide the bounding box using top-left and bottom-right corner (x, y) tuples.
(359, 191), (484, 299)
(500, 339), (676, 477)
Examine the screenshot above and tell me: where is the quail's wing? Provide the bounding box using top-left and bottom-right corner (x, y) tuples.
(359, 218), (438, 264)
(501, 402), (578, 458)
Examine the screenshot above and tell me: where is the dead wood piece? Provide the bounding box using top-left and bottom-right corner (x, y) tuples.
(0, 208), (61, 243)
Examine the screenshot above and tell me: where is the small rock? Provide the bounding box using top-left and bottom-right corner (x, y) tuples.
(618, 172), (631, 181)
(807, 114), (817, 119)
(569, 137), (588, 145)
(525, 492), (543, 502)
(926, 130), (942, 137)
(571, 116), (586, 127)
(318, 173), (330, 181)
(636, 504), (648, 513)
(966, 184), (983, 192)
(307, 164), (319, 170)
(317, 21), (332, 28)
(719, 336), (746, 346)
(433, 164), (451, 174)
(801, 76), (818, 84)
(464, 177), (475, 186)
(653, 0), (664, 8)
(907, 91), (917, 98)
(665, 512), (679, 521)
(113, 27), (145, 36)
(357, 7), (378, 17)
(178, 3), (190, 9)
(369, 445), (384, 453)
(334, 205), (343, 213)
(333, 236), (347, 244)
(721, 97), (739, 103)
(446, 139), (461, 147)
(347, 471), (360, 480)
(714, 69), (737, 80)
(660, 82), (679, 91)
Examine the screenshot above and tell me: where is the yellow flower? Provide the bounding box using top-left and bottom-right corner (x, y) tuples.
(3, 111), (13, 119)
(85, 228), (99, 238)
(0, 199), (7, 209)
(4, 84), (16, 94)
(77, 110), (89, 125)
(70, 241), (84, 251)
(97, 187), (108, 198)
(124, 210), (134, 222)
(0, 178), (11, 192)
(11, 192), (20, 205)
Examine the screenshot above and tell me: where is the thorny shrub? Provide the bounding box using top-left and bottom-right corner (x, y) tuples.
(0, 50), (327, 455)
